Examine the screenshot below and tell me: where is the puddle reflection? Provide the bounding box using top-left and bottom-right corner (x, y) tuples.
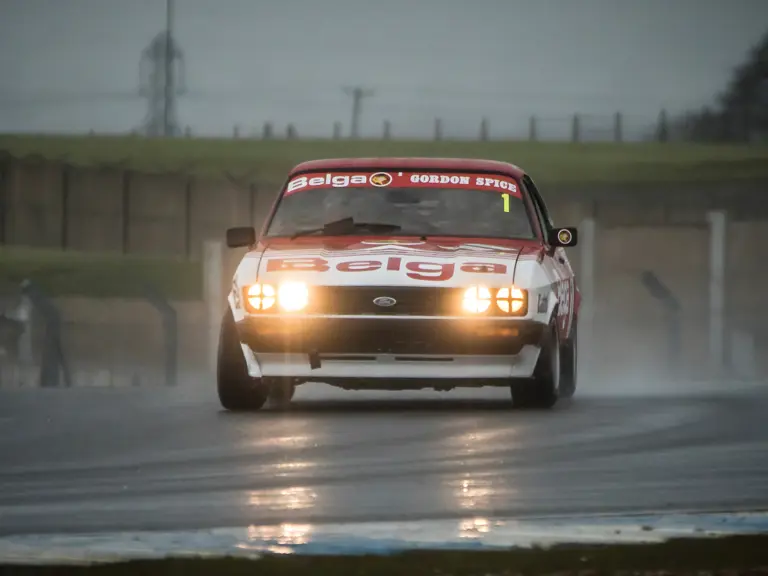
(269, 460), (316, 478)
(448, 429), (508, 456)
(251, 434), (313, 449)
(240, 523), (313, 554)
(445, 429), (517, 512)
(459, 517), (492, 538)
(247, 486), (317, 511)
(453, 475), (494, 509)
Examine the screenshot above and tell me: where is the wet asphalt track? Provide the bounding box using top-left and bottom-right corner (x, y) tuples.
(0, 382), (767, 537)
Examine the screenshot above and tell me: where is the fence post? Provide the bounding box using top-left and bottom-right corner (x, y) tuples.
(613, 112), (623, 143)
(184, 177), (193, 259)
(248, 183), (257, 226)
(203, 240), (224, 376)
(121, 170), (131, 254)
(0, 158), (7, 245)
(657, 109), (669, 142)
(578, 217), (595, 376)
(479, 118), (489, 141)
(433, 118), (443, 141)
(20, 280), (72, 388)
(143, 286), (178, 387)
(571, 114), (581, 143)
(60, 164), (71, 250)
(707, 210), (727, 377)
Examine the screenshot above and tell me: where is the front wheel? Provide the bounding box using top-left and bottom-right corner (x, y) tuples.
(511, 322), (560, 409)
(217, 308), (269, 411)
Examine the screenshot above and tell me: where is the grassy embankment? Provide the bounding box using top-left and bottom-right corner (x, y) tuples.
(1, 135), (766, 300)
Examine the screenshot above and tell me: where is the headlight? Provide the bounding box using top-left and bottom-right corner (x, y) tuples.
(462, 285), (492, 313)
(496, 286), (527, 315)
(245, 283), (276, 311)
(242, 282), (309, 313)
(278, 281), (309, 312)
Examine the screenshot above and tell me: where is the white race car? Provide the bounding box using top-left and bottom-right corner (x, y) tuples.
(218, 158), (580, 410)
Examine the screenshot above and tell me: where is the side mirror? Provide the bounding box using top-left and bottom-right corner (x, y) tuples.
(226, 226), (256, 248)
(547, 226), (578, 248)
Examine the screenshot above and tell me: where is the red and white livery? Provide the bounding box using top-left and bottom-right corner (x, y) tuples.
(218, 158), (580, 410)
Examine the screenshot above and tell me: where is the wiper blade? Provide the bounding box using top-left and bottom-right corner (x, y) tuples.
(346, 222), (403, 232)
(290, 217), (401, 239)
(290, 227), (326, 239)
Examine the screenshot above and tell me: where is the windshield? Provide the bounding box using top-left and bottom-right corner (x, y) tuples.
(265, 170), (534, 239)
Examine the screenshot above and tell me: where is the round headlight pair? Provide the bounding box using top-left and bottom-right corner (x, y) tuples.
(245, 282), (308, 312)
(462, 285), (526, 315)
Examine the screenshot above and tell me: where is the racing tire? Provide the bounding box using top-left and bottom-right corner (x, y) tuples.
(267, 380), (296, 410)
(511, 321), (560, 409)
(559, 320), (577, 399)
(217, 308), (269, 412)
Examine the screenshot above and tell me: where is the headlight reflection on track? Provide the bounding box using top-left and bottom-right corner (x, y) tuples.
(247, 486), (318, 511)
(454, 474), (494, 510)
(251, 434), (312, 449)
(245, 523), (313, 553)
(444, 430), (516, 513)
(459, 517), (492, 538)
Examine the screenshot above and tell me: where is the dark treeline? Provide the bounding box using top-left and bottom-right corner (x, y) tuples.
(675, 29), (768, 143)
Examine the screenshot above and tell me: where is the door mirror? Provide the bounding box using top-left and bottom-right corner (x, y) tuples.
(226, 226), (256, 248)
(547, 227), (578, 248)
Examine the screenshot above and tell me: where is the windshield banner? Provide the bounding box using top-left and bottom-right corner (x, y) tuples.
(285, 171), (521, 197)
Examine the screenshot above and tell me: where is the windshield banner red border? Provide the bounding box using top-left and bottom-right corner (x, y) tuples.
(284, 171), (521, 197)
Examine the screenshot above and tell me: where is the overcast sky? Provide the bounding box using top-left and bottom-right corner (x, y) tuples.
(1, 0), (766, 140)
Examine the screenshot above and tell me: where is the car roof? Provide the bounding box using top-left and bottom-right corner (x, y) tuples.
(290, 157), (525, 178)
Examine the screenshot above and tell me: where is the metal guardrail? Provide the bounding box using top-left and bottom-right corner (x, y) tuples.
(143, 285), (178, 388)
(640, 270), (682, 373)
(19, 280), (73, 388)
(1, 280), (179, 388)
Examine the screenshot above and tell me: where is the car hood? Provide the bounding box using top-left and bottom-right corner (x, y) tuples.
(236, 237), (542, 288)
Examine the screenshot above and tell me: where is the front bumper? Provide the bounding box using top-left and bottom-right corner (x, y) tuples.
(237, 316), (544, 355)
(236, 315), (545, 384)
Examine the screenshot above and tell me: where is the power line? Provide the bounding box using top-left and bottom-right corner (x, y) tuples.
(342, 86), (375, 139)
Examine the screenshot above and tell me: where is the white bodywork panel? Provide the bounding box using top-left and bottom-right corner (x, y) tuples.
(227, 241), (569, 384)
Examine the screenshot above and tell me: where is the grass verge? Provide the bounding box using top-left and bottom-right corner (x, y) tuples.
(0, 534), (767, 575)
(2, 134), (768, 185)
(0, 247), (202, 301)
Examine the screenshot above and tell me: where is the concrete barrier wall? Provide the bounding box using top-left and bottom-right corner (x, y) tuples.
(3, 158), (768, 385)
(3, 158), (767, 256)
(6, 218), (761, 387)
(2, 161), (280, 258)
(19, 298), (209, 387)
(591, 226), (710, 381)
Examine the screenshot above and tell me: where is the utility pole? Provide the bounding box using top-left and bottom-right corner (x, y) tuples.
(343, 86), (375, 139)
(163, 0), (174, 137)
(138, 0), (186, 136)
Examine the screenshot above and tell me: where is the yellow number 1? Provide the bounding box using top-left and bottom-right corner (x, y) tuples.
(502, 193), (510, 212)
